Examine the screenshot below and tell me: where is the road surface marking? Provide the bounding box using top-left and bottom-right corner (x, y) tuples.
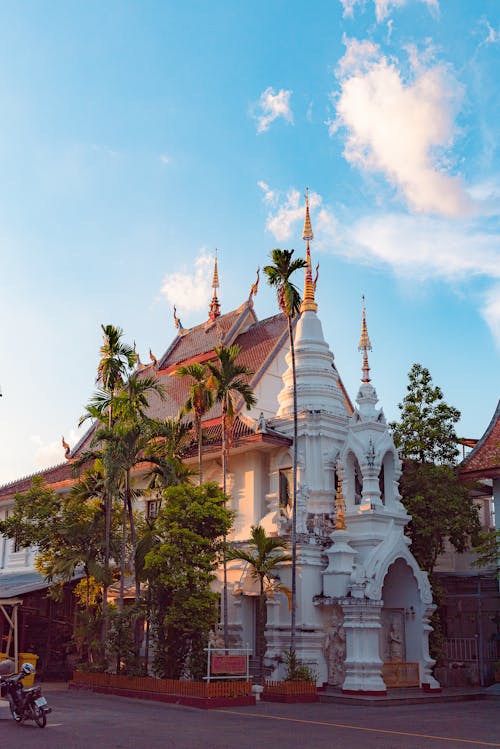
(217, 709), (500, 747)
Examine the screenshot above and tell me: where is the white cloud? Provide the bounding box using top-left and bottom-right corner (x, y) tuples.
(482, 285), (500, 348)
(331, 38), (471, 217)
(159, 154), (171, 165)
(340, 0), (438, 22)
(348, 213), (500, 281)
(160, 249), (214, 313)
(261, 184), (500, 347)
(257, 181), (277, 205)
(478, 18), (500, 45)
(31, 428), (79, 471)
(253, 87), (293, 134)
(261, 186), (323, 242)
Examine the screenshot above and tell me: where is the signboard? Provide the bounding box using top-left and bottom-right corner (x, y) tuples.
(210, 655), (247, 675)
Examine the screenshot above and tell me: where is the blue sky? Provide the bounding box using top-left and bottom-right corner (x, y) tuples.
(0, 0), (499, 484)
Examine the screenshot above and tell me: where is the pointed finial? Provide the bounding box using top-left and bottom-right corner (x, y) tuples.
(208, 250), (221, 321)
(62, 436), (71, 460)
(149, 349), (158, 368)
(212, 248), (220, 290)
(300, 187), (318, 314)
(173, 306), (184, 333)
(302, 187), (314, 242)
(335, 464), (347, 530)
(358, 295), (372, 383)
(248, 266), (260, 305)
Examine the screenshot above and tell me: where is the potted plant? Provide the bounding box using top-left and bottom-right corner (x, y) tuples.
(263, 650), (318, 703)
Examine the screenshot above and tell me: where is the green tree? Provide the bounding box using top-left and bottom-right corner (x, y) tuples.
(390, 364), (481, 574)
(0, 470), (120, 664)
(144, 483), (233, 679)
(391, 363), (461, 465)
(176, 362), (214, 484)
(473, 529), (500, 576)
(264, 248), (306, 653)
(227, 526), (290, 682)
(207, 344), (256, 649)
(89, 373), (166, 611)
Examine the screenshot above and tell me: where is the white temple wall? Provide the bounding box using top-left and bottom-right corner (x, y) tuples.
(247, 345), (288, 420)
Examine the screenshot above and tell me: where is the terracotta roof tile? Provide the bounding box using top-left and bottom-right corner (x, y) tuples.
(0, 461), (75, 500)
(158, 307), (255, 370)
(460, 400), (500, 477)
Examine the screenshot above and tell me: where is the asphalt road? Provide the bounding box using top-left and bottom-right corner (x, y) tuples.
(0, 687), (499, 749)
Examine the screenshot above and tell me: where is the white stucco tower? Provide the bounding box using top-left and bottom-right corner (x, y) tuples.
(232, 192), (440, 693)
(320, 299), (440, 693)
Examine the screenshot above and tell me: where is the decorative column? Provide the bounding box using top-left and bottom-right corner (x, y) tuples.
(341, 598), (387, 694)
(323, 467), (357, 598)
(420, 604), (441, 691)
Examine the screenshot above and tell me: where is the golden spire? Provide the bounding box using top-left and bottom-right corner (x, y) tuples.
(358, 295), (372, 383)
(335, 464), (347, 530)
(300, 187), (318, 314)
(208, 249), (221, 322)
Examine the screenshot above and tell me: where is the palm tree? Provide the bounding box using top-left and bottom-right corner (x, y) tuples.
(227, 525), (290, 682)
(263, 249), (306, 654)
(94, 373), (166, 611)
(176, 363), (214, 484)
(93, 325), (136, 642)
(144, 417), (193, 490)
(207, 344), (256, 649)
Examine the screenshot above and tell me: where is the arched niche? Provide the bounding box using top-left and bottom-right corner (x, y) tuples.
(380, 558), (421, 665)
(380, 451), (396, 507)
(344, 451), (363, 507)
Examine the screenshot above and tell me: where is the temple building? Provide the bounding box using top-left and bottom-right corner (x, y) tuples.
(0, 195), (450, 692)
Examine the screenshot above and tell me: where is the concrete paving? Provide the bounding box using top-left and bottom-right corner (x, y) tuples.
(0, 684), (499, 748)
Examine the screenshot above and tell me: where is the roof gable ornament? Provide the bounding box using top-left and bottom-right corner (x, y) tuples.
(300, 187), (318, 314)
(248, 266), (260, 306)
(208, 250), (221, 322)
(173, 305), (185, 335)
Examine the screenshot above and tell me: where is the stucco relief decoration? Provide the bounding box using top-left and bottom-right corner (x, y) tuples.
(325, 605), (346, 686)
(381, 610), (405, 663)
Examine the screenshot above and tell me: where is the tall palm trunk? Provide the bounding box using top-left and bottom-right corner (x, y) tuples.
(258, 578), (266, 683)
(288, 317), (298, 654)
(101, 405), (113, 651)
(125, 467), (144, 658)
(222, 405), (229, 651)
(197, 416), (203, 485)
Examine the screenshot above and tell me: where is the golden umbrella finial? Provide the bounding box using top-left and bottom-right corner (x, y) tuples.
(335, 464), (347, 530)
(358, 295), (372, 383)
(208, 249), (221, 321)
(300, 187), (318, 314)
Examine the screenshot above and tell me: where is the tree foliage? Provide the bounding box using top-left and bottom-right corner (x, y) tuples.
(144, 483), (233, 680)
(391, 364), (481, 575)
(400, 462), (481, 573)
(391, 363), (461, 465)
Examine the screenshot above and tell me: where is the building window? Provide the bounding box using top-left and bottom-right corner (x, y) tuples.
(279, 469), (292, 511)
(146, 499), (162, 522)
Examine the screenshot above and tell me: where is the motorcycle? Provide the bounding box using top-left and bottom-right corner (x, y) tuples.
(0, 661), (51, 728)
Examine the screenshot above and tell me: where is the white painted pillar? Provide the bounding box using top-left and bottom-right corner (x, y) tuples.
(341, 598), (387, 694)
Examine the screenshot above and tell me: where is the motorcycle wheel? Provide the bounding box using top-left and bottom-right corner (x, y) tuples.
(9, 703), (22, 723)
(32, 704), (47, 728)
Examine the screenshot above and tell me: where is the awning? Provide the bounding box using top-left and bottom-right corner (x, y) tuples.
(0, 571), (52, 598)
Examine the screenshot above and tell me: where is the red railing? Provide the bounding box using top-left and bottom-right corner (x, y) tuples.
(72, 671), (252, 698)
(263, 679), (317, 695)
